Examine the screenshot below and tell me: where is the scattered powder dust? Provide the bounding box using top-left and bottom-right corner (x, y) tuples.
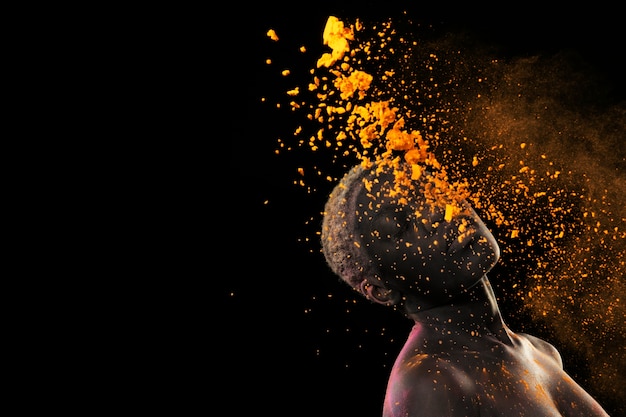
(263, 15), (625, 409)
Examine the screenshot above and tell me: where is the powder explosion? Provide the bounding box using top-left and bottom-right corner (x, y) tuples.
(263, 15), (625, 410)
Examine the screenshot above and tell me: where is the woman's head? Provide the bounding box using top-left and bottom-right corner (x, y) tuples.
(321, 160), (500, 311)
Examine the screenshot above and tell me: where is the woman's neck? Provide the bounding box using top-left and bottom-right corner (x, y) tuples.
(405, 276), (514, 348)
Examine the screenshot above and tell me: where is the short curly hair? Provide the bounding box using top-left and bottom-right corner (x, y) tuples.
(321, 164), (375, 290)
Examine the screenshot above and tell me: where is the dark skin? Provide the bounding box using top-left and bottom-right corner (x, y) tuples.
(352, 167), (609, 417)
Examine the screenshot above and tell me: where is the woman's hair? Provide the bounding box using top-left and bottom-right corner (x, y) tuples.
(321, 164), (375, 290)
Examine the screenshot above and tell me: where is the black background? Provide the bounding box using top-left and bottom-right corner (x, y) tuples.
(224, 3), (624, 416)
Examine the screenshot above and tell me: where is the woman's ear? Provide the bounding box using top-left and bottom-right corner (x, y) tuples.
(359, 280), (401, 306)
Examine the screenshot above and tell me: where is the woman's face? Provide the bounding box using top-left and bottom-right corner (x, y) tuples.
(354, 169), (500, 302)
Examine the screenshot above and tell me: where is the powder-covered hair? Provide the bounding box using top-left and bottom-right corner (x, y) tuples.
(321, 164), (375, 289)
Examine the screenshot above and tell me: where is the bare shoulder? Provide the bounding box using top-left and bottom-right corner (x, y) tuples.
(391, 354), (475, 386)
(383, 354), (478, 417)
(516, 332), (563, 368)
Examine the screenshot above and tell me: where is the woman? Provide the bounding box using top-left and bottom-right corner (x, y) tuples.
(321, 160), (610, 416)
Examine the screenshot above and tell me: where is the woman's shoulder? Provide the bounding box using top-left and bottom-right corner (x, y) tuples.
(391, 352), (478, 389)
(515, 332), (563, 368)
(385, 353), (479, 416)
